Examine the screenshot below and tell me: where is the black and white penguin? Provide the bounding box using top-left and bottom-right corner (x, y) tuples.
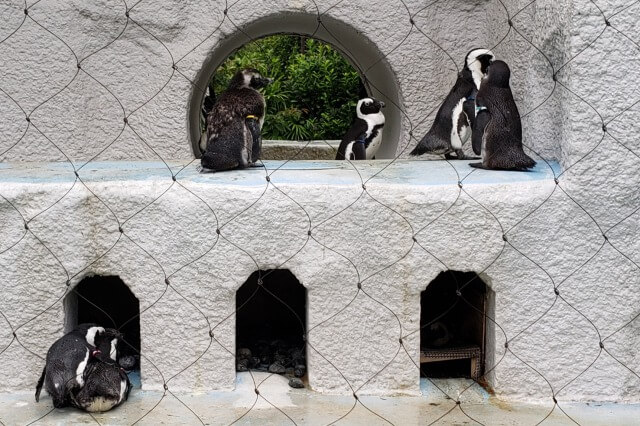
(410, 48), (494, 159)
(470, 60), (536, 170)
(71, 361), (131, 412)
(35, 324), (103, 407)
(201, 68), (272, 171)
(35, 324), (120, 408)
(198, 85), (217, 154)
(336, 97), (385, 160)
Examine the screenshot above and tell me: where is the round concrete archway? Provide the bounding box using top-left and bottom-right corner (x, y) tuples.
(188, 12), (402, 159)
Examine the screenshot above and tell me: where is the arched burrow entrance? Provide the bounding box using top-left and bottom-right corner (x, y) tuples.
(64, 275), (141, 385)
(189, 12), (402, 159)
(420, 271), (491, 381)
(236, 270), (307, 386)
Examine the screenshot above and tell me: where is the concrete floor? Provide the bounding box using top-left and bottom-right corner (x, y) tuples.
(1, 373), (638, 425)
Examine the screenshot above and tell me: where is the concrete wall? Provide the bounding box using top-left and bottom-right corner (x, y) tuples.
(0, 0), (639, 404)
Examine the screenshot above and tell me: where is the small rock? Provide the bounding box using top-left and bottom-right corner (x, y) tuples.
(237, 363), (248, 372)
(294, 364), (306, 378)
(268, 362), (286, 374)
(118, 355), (136, 370)
(238, 348), (252, 360)
(250, 356), (261, 368)
(288, 378), (304, 389)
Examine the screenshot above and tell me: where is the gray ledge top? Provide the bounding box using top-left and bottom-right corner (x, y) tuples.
(0, 160), (560, 186)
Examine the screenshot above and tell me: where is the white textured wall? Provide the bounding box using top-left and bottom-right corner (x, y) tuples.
(0, 0), (639, 405)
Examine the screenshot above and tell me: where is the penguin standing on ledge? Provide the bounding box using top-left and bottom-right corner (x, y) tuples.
(410, 48), (494, 159)
(201, 68), (272, 171)
(336, 97), (385, 160)
(470, 60), (536, 171)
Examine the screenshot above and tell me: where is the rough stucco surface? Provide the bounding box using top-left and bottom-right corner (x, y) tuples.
(0, 0), (639, 406)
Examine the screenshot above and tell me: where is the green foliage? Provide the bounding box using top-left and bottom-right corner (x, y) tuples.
(210, 35), (363, 140)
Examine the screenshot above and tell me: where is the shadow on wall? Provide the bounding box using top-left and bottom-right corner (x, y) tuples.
(189, 12), (402, 160)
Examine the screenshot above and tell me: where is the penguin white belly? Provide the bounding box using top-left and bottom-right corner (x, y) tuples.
(451, 98), (468, 150)
(83, 396), (118, 413)
(366, 131), (383, 159)
(75, 349), (90, 386)
(343, 142), (355, 160)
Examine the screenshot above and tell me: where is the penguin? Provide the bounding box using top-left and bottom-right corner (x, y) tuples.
(335, 97), (385, 160)
(34, 324), (120, 408)
(201, 68), (272, 171)
(410, 48), (495, 159)
(71, 361), (131, 412)
(470, 60), (536, 171)
(198, 84), (216, 154)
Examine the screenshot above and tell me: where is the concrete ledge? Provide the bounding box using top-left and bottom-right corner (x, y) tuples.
(3, 160), (638, 404)
(261, 140), (340, 160)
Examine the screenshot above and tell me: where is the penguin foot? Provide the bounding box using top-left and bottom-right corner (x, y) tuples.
(199, 166), (217, 173)
(468, 162), (487, 169)
(448, 150), (480, 160)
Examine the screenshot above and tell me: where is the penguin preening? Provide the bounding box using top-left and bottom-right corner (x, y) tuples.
(336, 97), (385, 160)
(35, 324), (121, 409)
(410, 48), (494, 159)
(201, 68), (272, 172)
(470, 60), (536, 171)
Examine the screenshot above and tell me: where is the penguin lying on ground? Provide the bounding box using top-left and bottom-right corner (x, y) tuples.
(336, 97), (386, 160)
(71, 361), (131, 412)
(410, 48), (494, 159)
(470, 60), (536, 170)
(35, 324), (120, 409)
(201, 68), (272, 171)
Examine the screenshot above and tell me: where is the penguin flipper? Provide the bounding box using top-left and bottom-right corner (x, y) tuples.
(352, 136), (367, 160)
(445, 150), (479, 160)
(472, 109), (490, 156)
(246, 118), (262, 163)
(462, 98), (476, 128)
(35, 366), (46, 402)
(336, 121), (367, 160)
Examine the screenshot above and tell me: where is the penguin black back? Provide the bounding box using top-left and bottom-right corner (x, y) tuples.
(35, 324), (121, 408)
(470, 60), (536, 171)
(201, 69), (272, 171)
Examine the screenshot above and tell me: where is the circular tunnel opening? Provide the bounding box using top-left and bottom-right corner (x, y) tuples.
(236, 269), (307, 387)
(64, 275), (141, 386)
(201, 34), (368, 160)
(189, 12), (402, 160)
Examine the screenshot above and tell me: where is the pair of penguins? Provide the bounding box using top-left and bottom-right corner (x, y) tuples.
(201, 49), (534, 171)
(410, 48), (535, 170)
(35, 324), (131, 412)
(199, 69), (386, 170)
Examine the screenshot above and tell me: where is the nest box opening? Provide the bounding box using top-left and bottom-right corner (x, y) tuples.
(235, 269), (307, 385)
(420, 271), (488, 380)
(64, 275), (141, 385)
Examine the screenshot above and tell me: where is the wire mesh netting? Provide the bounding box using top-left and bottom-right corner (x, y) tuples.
(1, 0), (639, 425)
